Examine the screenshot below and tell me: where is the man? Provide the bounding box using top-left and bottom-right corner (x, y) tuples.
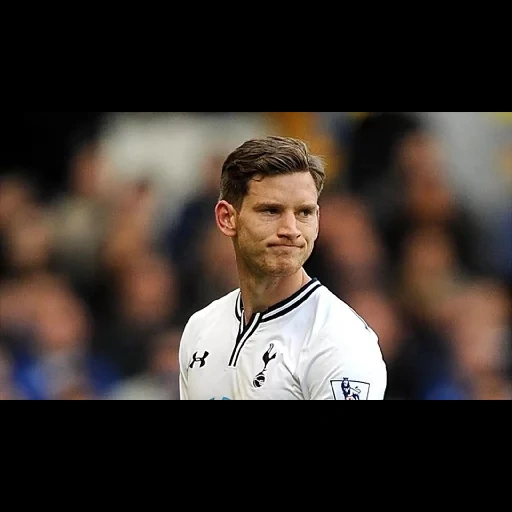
(179, 136), (387, 400)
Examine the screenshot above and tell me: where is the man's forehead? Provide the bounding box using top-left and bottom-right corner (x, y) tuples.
(246, 173), (318, 202)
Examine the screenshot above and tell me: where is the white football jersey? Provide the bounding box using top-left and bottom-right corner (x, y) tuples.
(179, 279), (387, 400)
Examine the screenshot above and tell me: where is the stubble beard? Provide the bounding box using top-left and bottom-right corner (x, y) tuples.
(236, 242), (313, 279)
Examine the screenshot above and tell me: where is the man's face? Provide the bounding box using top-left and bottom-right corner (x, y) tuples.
(233, 172), (320, 278)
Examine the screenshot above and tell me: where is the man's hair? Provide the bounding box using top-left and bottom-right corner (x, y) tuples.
(219, 136), (326, 209)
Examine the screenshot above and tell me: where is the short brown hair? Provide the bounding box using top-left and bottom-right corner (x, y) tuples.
(219, 136), (326, 209)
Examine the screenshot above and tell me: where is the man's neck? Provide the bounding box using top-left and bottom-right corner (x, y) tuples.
(239, 268), (311, 324)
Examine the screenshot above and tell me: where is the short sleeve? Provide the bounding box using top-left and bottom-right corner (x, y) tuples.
(299, 322), (387, 401)
(179, 315), (198, 401)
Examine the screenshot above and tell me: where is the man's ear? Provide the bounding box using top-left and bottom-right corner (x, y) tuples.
(215, 200), (237, 238)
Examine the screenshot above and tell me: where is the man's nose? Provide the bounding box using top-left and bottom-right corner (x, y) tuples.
(277, 212), (301, 239)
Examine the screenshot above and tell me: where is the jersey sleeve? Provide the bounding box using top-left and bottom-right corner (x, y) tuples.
(179, 315), (198, 401)
(298, 319), (387, 401)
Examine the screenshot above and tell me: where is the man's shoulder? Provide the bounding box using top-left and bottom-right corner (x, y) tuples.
(186, 288), (240, 328)
(314, 286), (377, 341)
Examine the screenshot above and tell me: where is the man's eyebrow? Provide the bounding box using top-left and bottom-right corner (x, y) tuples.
(253, 202), (283, 209)
(252, 202), (318, 210)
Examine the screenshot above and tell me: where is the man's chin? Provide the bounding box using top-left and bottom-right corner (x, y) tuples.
(263, 261), (303, 278)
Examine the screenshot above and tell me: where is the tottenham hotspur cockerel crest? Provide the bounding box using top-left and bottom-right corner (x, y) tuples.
(253, 344), (277, 388)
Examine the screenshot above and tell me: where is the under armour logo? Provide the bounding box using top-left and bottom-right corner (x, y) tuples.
(189, 351), (209, 369)
(253, 344), (277, 388)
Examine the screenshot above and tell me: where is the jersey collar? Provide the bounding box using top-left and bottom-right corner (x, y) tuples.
(235, 278), (322, 323)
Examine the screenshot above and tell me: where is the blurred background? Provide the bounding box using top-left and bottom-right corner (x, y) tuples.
(0, 111), (510, 400)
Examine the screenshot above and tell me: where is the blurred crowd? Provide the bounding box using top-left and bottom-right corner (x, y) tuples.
(0, 112), (511, 400)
